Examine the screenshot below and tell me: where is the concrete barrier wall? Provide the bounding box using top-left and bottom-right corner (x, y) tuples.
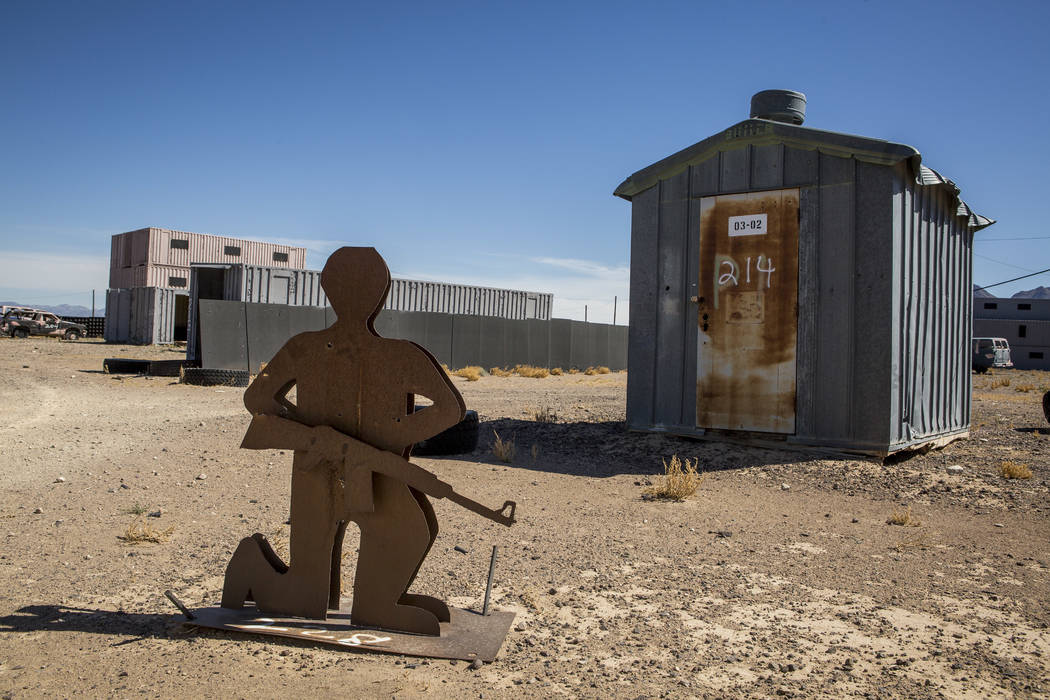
(199, 300), (628, 373)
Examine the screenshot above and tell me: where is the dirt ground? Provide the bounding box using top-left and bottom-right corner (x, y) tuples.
(0, 338), (1048, 699)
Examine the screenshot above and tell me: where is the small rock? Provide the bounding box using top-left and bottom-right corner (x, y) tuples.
(994, 523), (1005, 528)
(781, 483), (791, 491)
(514, 622), (527, 632)
(469, 658), (484, 671)
(946, 465), (964, 475)
(196, 474), (207, 480)
(33, 507), (44, 514)
(851, 518), (859, 523)
(54, 477), (66, 483)
(120, 483), (130, 490)
(454, 545), (468, 554)
(148, 510), (163, 518)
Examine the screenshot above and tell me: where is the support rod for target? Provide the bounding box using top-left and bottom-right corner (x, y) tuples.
(164, 589), (196, 620)
(482, 545), (498, 616)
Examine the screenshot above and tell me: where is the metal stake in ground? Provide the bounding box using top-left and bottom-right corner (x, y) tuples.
(483, 545), (498, 616)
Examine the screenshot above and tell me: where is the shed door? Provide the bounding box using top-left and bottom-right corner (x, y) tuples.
(697, 189), (799, 433)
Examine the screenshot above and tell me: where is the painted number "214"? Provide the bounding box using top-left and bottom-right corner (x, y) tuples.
(719, 256), (775, 288)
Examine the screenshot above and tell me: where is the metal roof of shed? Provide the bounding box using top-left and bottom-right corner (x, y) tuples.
(614, 118), (994, 230)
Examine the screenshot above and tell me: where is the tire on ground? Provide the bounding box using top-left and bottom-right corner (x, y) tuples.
(412, 409), (480, 456)
(65, 330), (80, 341)
(181, 368), (251, 388)
(103, 358), (151, 374)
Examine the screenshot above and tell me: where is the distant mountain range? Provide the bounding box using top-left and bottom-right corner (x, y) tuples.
(974, 285), (1050, 300)
(1012, 285), (1050, 299)
(0, 301), (99, 317)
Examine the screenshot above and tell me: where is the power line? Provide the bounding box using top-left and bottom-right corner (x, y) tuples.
(974, 267), (1050, 292)
(973, 253), (1037, 273)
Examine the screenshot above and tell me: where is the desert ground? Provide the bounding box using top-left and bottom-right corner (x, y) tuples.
(0, 338), (1048, 698)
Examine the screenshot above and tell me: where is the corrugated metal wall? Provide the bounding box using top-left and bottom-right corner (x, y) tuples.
(890, 164), (974, 450)
(104, 287), (183, 344)
(385, 279), (552, 320)
(237, 266), (328, 306)
(626, 140), (976, 455)
(186, 263), (328, 363)
(197, 300), (626, 373)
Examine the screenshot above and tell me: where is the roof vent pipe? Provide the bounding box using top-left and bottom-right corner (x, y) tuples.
(749, 89), (807, 125)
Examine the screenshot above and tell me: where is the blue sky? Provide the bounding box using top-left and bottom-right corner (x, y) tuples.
(2, 0), (1048, 321)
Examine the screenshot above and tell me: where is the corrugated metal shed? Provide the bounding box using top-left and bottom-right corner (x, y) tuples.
(616, 100), (992, 457)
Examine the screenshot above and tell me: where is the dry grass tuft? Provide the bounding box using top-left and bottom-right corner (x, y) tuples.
(550, 367), (563, 376)
(121, 503), (149, 516)
(489, 367), (513, 377)
(531, 405), (558, 423)
(584, 366), (611, 376)
(567, 368), (581, 375)
(894, 533), (931, 552)
(643, 455), (704, 501)
(999, 460), (1033, 479)
(452, 366), (483, 382)
(492, 430), (516, 463)
(118, 518), (175, 544)
(1014, 384), (1036, 393)
(886, 507), (921, 527)
(513, 364), (550, 379)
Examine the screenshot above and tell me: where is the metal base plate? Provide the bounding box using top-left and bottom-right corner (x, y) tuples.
(188, 599), (515, 662)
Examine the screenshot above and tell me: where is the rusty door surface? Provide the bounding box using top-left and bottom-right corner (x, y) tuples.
(696, 189), (799, 433)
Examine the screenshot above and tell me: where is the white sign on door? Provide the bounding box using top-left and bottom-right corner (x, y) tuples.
(728, 213), (767, 237)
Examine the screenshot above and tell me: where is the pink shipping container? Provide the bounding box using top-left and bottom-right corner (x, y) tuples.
(109, 227), (306, 290)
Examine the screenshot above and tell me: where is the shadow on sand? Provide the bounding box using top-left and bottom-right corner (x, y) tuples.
(427, 417), (843, 478)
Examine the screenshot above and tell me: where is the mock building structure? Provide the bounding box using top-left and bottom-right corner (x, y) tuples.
(973, 296), (1050, 370)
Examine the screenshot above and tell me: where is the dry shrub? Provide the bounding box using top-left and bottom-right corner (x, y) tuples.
(550, 367), (563, 376)
(584, 366), (611, 376)
(531, 406), (558, 423)
(567, 368), (580, 375)
(121, 503), (148, 516)
(119, 519), (175, 544)
(513, 364), (549, 379)
(1014, 384), (1035, 393)
(643, 455), (704, 501)
(489, 367), (513, 377)
(492, 430), (516, 463)
(452, 366), (482, 381)
(894, 533), (930, 552)
(886, 507), (921, 527)
(999, 460), (1033, 479)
